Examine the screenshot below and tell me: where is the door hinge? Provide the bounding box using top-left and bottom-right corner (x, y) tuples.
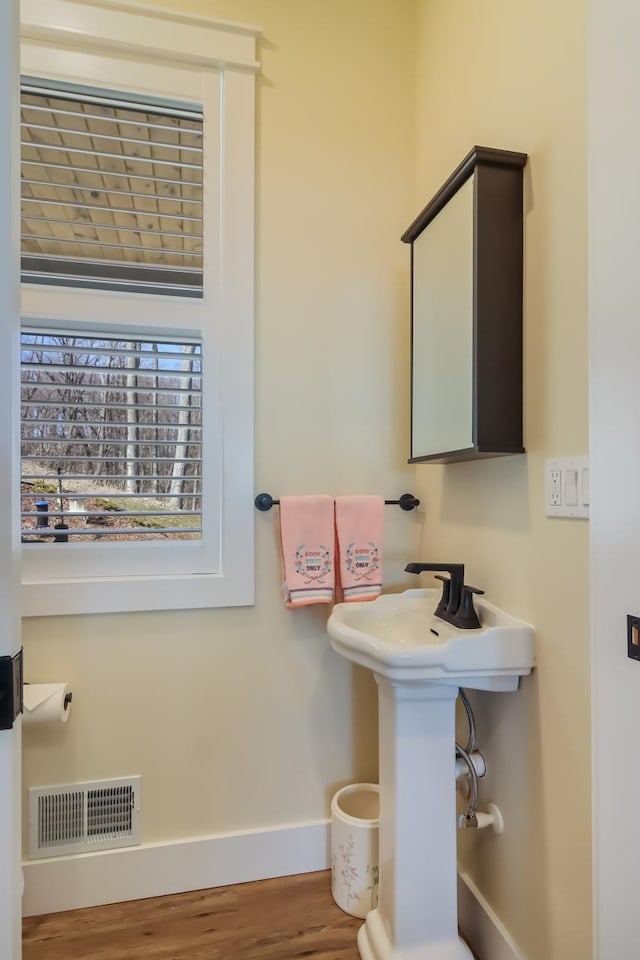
(0, 649), (23, 730)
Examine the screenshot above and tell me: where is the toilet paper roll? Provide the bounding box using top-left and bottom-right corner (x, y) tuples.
(23, 683), (72, 725)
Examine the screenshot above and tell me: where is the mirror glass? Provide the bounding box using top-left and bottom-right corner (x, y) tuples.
(411, 175), (474, 459)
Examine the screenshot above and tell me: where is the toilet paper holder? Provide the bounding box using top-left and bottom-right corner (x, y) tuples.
(24, 683), (73, 711)
(24, 683), (72, 701)
(22, 682), (74, 726)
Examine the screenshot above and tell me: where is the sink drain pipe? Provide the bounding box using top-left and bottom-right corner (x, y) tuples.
(455, 751), (486, 780)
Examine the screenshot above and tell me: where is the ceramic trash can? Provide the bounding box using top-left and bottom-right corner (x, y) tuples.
(331, 782), (380, 918)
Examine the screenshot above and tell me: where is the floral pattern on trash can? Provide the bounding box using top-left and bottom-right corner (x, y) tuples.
(331, 783), (379, 919)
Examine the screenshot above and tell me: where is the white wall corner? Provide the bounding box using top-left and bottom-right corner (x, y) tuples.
(22, 819), (330, 917)
(457, 870), (527, 960)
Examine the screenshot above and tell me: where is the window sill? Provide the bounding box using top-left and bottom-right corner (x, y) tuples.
(22, 570), (255, 617)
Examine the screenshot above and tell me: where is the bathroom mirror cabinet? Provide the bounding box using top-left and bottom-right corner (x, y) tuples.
(402, 146), (528, 464)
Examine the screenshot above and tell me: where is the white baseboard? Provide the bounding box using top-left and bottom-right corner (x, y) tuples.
(458, 870), (526, 960)
(22, 818), (331, 917)
(23, 822), (525, 960)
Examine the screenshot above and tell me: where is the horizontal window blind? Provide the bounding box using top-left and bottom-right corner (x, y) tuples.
(21, 332), (203, 542)
(20, 80), (204, 297)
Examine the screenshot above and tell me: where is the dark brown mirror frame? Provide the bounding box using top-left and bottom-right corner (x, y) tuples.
(402, 146), (528, 464)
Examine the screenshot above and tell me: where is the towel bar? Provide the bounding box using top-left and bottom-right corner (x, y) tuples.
(254, 492), (420, 512)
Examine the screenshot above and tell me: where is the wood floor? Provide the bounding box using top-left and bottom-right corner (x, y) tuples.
(22, 870), (362, 960)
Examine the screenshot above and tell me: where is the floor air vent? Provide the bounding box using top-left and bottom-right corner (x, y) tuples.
(28, 776), (141, 859)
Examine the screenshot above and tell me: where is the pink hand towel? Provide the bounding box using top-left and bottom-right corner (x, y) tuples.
(279, 496), (335, 608)
(335, 496), (384, 602)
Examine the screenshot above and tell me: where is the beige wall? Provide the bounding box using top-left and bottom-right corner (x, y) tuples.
(22, 3), (592, 956)
(22, 0), (418, 842)
(414, 2), (590, 959)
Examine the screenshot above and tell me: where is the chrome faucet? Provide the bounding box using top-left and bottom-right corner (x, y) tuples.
(404, 562), (484, 630)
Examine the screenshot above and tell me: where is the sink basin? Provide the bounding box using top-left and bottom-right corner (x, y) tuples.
(327, 587), (535, 690)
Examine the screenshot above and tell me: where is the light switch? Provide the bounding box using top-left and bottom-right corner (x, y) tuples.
(582, 468), (590, 506)
(565, 469), (578, 506)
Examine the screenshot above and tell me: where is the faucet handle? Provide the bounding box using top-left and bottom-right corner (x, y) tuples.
(433, 575), (450, 618)
(454, 585), (484, 630)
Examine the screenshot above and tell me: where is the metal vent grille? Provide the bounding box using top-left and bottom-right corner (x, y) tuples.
(28, 776), (141, 859)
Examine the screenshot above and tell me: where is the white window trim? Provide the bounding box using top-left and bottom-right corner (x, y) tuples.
(19, 0), (259, 617)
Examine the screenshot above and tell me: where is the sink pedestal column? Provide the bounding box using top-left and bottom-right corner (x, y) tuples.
(357, 677), (473, 960)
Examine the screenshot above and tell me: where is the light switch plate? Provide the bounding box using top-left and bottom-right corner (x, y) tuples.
(545, 457), (589, 519)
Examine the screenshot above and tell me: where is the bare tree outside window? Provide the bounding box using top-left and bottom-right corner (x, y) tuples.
(20, 333), (203, 542)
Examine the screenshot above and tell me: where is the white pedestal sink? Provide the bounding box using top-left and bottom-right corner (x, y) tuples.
(327, 588), (534, 960)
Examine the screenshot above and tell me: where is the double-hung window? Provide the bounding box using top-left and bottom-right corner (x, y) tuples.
(19, 0), (259, 616)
